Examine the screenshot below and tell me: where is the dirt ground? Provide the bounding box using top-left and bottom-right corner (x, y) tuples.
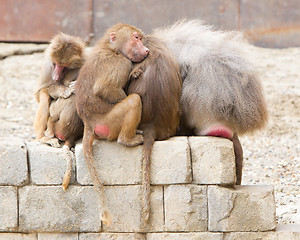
(0, 43), (299, 225)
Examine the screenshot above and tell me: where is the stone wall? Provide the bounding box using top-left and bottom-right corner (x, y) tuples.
(0, 137), (299, 239)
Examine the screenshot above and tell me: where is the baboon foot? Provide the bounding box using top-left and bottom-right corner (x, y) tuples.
(117, 134), (144, 147)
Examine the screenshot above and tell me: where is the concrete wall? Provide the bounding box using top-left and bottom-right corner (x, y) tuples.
(0, 0), (299, 48)
(1, 136), (299, 239)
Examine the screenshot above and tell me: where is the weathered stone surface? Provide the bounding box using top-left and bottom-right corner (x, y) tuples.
(0, 233), (37, 240)
(208, 185), (276, 232)
(19, 186), (101, 232)
(277, 224), (300, 240)
(147, 232), (223, 240)
(151, 137), (191, 184)
(0, 186), (18, 231)
(79, 233), (145, 240)
(38, 233), (78, 240)
(76, 140), (142, 185)
(76, 137), (191, 185)
(189, 137), (236, 185)
(164, 185), (207, 232)
(0, 138), (28, 185)
(103, 186), (163, 232)
(224, 232), (277, 240)
(26, 141), (76, 185)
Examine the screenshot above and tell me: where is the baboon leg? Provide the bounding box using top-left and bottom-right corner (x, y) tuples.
(115, 94), (143, 146)
(34, 91), (51, 139)
(94, 94), (143, 147)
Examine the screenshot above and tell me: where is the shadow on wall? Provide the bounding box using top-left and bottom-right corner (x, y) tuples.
(0, 0), (299, 48)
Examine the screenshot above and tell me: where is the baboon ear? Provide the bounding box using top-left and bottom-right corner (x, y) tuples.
(110, 32), (116, 43)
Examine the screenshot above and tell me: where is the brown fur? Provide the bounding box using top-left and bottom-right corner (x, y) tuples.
(75, 23), (149, 226)
(127, 35), (182, 224)
(33, 33), (85, 190)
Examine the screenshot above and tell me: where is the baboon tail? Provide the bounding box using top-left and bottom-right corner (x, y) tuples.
(62, 144), (73, 191)
(142, 128), (156, 224)
(83, 126), (112, 226)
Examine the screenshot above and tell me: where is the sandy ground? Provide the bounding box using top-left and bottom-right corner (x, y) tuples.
(0, 43), (299, 225)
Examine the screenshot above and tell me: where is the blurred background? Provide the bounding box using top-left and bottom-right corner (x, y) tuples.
(0, 0), (299, 48)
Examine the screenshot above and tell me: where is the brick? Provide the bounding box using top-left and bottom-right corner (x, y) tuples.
(79, 233), (145, 240)
(277, 224), (300, 240)
(26, 141), (76, 185)
(103, 186), (163, 232)
(208, 185), (276, 232)
(38, 233), (78, 240)
(19, 186), (101, 232)
(0, 138), (28, 185)
(0, 186), (18, 231)
(151, 137), (191, 184)
(76, 137), (191, 185)
(224, 232), (277, 240)
(0, 233), (37, 240)
(147, 233), (223, 240)
(75, 140), (142, 185)
(164, 185), (207, 232)
(189, 137), (236, 185)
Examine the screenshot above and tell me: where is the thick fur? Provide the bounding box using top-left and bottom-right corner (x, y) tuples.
(154, 20), (268, 135)
(75, 23), (149, 226)
(127, 35), (182, 224)
(34, 33), (85, 190)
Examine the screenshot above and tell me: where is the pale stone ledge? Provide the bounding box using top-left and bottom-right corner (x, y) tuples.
(0, 138), (28, 186)
(0, 186), (18, 231)
(208, 185), (276, 232)
(189, 137), (236, 185)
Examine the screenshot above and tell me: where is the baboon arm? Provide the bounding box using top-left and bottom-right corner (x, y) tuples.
(93, 82), (127, 104)
(48, 84), (74, 99)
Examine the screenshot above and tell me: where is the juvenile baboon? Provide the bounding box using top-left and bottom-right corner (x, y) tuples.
(75, 23), (149, 226)
(34, 33), (85, 189)
(155, 20), (268, 185)
(127, 35), (182, 224)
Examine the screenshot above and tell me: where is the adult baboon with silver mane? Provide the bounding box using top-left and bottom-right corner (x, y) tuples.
(155, 20), (268, 185)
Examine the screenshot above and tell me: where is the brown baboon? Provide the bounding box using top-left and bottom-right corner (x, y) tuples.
(127, 35), (182, 224)
(34, 33), (85, 190)
(75, 23), (149, 226)
(155, 20), (268, 185)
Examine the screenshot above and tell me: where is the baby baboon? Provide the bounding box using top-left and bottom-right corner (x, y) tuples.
(34, 33), (85, 189)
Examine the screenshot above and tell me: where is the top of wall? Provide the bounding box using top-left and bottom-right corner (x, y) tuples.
(0, 0), (299, 48)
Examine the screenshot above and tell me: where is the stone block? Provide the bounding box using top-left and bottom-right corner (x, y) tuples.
(147, 233), (223, 240)
(189, 137), (236, 185)
(38, 233), (78, 240)
(76, 137), (191, 185)
(224, 232), (277, 240)
(76, 140), (142, 185)
(277, 224), (300, 240)
(103, 186), (163, 232)
(19, 186), (101, 232)
(164, 185), (207, 232)
(0, 233), (37, 240)
(208, 185), (276, 232)
(0, 186), (18, 231)
(151, 137), (191, 184)
(26, 141), (76, 185)
(79, 233), (145, 240)
(0, 138), (28, 185)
